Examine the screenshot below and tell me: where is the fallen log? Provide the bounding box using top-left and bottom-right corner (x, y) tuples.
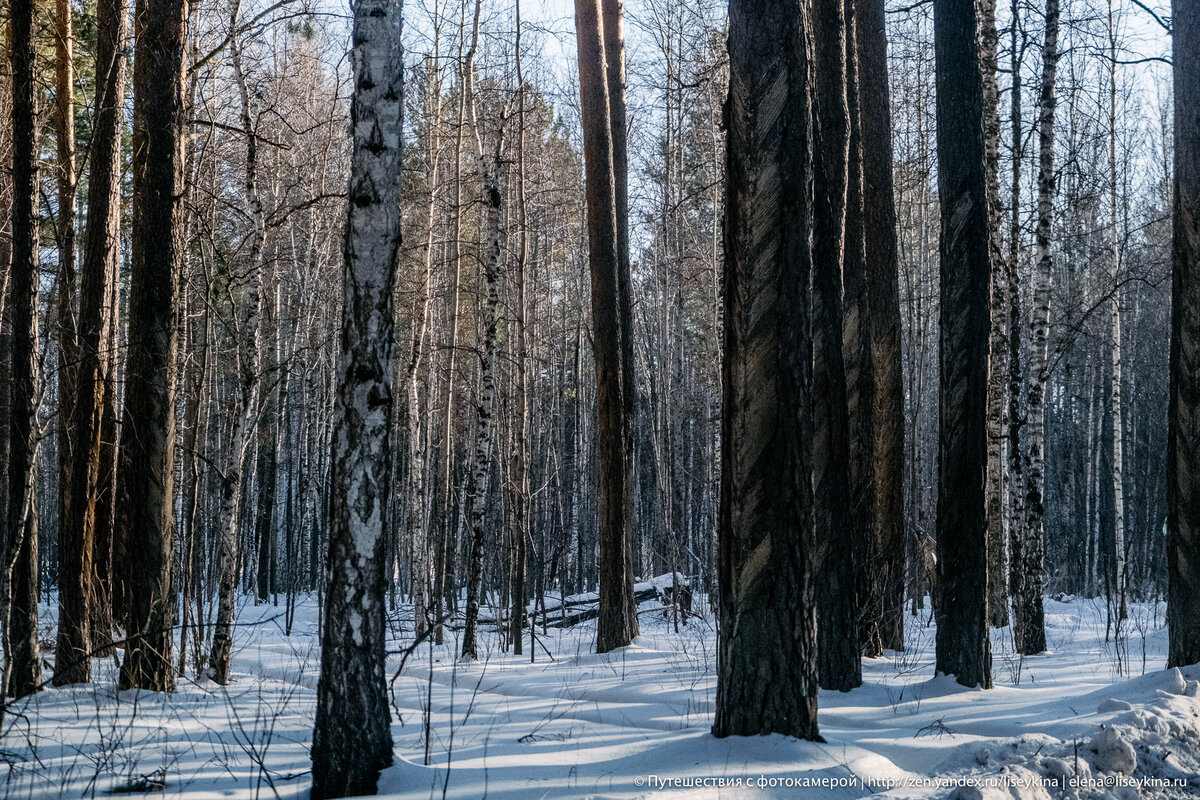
(475, 573), (692, 630)
(538, 573), (691, 629)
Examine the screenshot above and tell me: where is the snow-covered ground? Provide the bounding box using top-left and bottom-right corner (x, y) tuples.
(7, 593), (1200, 799)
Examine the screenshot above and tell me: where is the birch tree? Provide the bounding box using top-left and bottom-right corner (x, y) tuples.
(508, 0), (531, 656)
(1004, 0), (1026, 642)
(209, 3), (271, 686)
(1106, 0), (1128, 626)
(1014, 0), (1057, 656)
(460, 0), (506, 661)
(310, 0), (403, 792)
(979, 0), (1009, 630)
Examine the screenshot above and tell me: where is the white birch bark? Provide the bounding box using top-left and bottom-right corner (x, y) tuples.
(310, 0), (403, 792)
(1014, 0), (1057, 655)
(208, 6), (268, 684)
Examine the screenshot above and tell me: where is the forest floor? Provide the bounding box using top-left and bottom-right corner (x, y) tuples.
(6, 592), (1200, 799)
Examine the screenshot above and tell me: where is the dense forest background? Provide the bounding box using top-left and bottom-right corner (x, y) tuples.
(0, 0), (1182, 689)
(3, 0), (1200, 795)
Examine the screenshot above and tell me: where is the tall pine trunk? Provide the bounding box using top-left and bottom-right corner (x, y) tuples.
(574, 0), (638, 655)
(116, 0), (188, 693)
(600, 0), (639, 653)
(1168, 0), (1200, 669)
(844, 0), (878, 658)
(812, 0), (859, 692)
(713, 0), (820, 741)
(933, 0), (993, 690)
(118, 0), (188, 695)
(79, 0), (128, 656)
(4, 0), (44, 700)
(54, 0), (91, 686)
(858, 0), (905, 652)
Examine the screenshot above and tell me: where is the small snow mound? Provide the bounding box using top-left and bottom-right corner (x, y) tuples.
(1097, 698), (1133, 713)
(1114, 708), (1164, 734)
(1090, 726), (1137, 775)
(1039, 756), (1074, 780)
(1164, 667), (1186, 695)
(949, 786), (985, 800)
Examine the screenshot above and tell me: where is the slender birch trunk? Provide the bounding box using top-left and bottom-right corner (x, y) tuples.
(1106, 0), (1127, 623)
(979, 0), (1009, 629)
(208, 10), (269, 685)
(1014, 0), (1056, 656)
(508, 0), (531, 656)
(460, 0), (505, 660)
(408, 47), (444, 639)
(1004, 0), (1027, 642)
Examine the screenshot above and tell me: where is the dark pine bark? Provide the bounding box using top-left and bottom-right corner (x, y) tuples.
(575, 0), (638, 654)
(844, 0), (880, 659)
(54, 0), (90, 686)
(812, 0), (860, 692)
(5, 0), (44, 700)
(933, 0), (993, 689)
(713, 0), (821, 741)
(602, 0), (639, 648)
(93, 276), (121, 646)
(76, 0), (128, 660)
(1168, 0), (1200, 669)
(309, 0), (402, 793)
(255, 411), (279, 603)
(116, 0), (188, 693)
(858, 0), (905, 653)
